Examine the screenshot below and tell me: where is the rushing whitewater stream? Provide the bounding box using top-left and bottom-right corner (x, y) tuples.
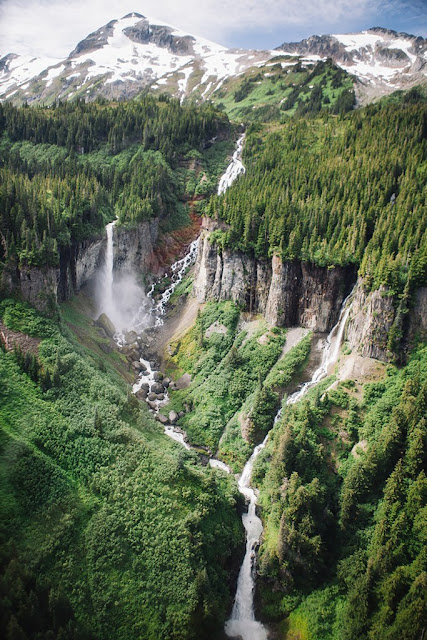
(98, 135), (354, 639)
(225, 291), (354, 640)
(217, 133), (246, 195)
(99, 133), (247, 446)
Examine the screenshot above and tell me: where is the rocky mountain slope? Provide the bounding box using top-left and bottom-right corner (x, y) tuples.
(0, 12), (272, 104)
(277, 27), (427, 103)
(1, 15), (425, 106)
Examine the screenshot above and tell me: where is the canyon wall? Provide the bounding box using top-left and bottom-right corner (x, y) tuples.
(0, 235), (105, 313)
(114, 219), (159, 274)
(193, 225), (354, 333)
(194, 223), (426, 361)
(0, 219), (161, 313)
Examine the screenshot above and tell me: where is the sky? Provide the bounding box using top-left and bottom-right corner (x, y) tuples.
(0, 0), (426, 59)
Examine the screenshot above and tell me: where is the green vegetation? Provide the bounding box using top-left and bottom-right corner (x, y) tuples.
(254, 344), (427, 640)
(165, 303), (310, 469)
(0, 298), (243, 640)
(205, 101), (426, 302)
(213, 58), (355, 123)
(0, 97), (230, 267)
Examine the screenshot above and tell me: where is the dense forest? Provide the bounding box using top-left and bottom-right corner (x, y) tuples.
(0, 66), (426, 640)
(0, 298), (243, 640)
(253, 344), (427, 640)
(0, 97), (230, 267)
(206, 97), (427, 298)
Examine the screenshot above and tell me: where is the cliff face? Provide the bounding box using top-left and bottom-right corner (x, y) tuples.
(1, 235), (105, 313)
(114, 219), (159, 274)
(345, 281), (396, 361)
(193, 228), (354, 333)
(0, 219), (161, 313)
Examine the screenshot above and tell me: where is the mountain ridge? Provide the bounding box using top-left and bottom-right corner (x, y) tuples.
(0, 15), (426, 106)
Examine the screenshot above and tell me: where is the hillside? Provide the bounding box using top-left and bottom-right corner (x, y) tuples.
(0, 13), (426, 640)
(1, 15), (425, 109)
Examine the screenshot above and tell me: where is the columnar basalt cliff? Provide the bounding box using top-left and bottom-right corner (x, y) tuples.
(194, 226), (427, 361)
(193, 225), (354, 333)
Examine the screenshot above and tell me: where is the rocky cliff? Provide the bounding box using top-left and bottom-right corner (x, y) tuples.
(346, 281), (427, 362)
(345, 281), (396, 361)
(0, 218), (164, 313)
(0, 235), (106, 313)
(193, 225), (354, 333)
(194, 226), (427, 361)
(114, 219), (159, 275)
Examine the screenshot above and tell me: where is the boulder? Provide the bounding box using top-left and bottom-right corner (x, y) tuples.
(98, 342), (113, 354)
(124, 330), (138, 344)
(148, 392), (157, 402)
(156, 413), (169, 425)
(157, 393), (165, 401)
(163, 378), (171, 388)
(168, 410), (178, 424)
(129, 349), (141, 361)
(96, 313), (116, 338)
(153, 371), (164, 381)
(135, 389), (147, 400)
(147, 401), (157, 410)
(132, 361), (143, 370)
(178, 411), (185, 419)
(139, 382), (150, 392)
(175, 373), (192, 390)
(151, 382), (164, 394)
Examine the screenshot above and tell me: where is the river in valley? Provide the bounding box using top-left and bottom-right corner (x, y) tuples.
(224, 290), (354, 640)
(97, 134), (353, 640)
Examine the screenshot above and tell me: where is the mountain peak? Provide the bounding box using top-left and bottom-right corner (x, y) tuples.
(122, 12), (145, 20)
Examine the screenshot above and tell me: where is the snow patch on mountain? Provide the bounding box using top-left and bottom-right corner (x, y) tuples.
(0, 53), (62, 96)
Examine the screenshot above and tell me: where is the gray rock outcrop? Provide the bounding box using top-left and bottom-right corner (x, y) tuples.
(193, 227), (353, 333)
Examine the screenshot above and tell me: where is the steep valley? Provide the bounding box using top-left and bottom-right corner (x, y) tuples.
(0, 66), (426, 640)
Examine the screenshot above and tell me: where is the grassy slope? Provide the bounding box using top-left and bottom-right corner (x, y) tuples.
(210, 58), (354, 123)
(0, 298), (243, 640)
(163, 301), (310, 471)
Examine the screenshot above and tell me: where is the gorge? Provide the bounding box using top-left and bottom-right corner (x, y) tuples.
(0, 56), (425, 640)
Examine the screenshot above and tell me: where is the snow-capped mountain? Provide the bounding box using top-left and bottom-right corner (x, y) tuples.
(0, 53), (62, 97)
(277, 28), (427, 102)
(0, 12), (272, 104)
(1, 16), (425, 106)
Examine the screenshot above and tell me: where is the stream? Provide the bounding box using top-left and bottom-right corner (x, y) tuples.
(99, 134), (247, 448)
(225, 290), (354, 640)
(95, 134), (356, 640)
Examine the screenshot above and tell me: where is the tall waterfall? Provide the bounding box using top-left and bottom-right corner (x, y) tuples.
(100, 220), (117, 323)
(225, 291), (354, 640)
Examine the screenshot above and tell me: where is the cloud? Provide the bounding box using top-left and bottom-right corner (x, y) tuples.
(0, 0), (423, 58)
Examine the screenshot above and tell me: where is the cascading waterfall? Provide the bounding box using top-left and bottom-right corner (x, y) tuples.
(132, 133), (248, 441)
(225, 290), (354, 640)
(143, 238), (200, 329)
(217, 133), (246, 195)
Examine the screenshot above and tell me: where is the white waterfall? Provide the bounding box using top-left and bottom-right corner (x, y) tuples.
(225, 290), (354, 640)
(99, 220), (117, 323)
(217, 133), (246, 195)
(142, 238), (200, 329)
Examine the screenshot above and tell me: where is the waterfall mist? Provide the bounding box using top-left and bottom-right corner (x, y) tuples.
(95, 221), (152, 337)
